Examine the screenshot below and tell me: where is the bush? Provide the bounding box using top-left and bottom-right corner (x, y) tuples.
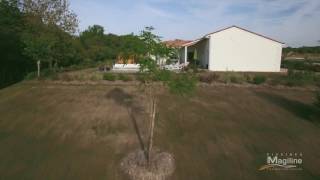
(90, 74), (100, 81)
(285, 69), (316, 86)
(185, 63), (199, 73)
(41, 69), (56, 78)
(252, 75), (267, 85)
(103, 73), (116, 81)
(219, 72), (246, 84)
(118, 74), (132, 82)
(168, 73), (197, 96)
(230, 75), (242, 84)
(244, 73), (252, 83)
(50, 73), (59, 80)
(59, 74), (72, 81)
(154, 70), (172, 82)
(199, 73), (219, 83)
(282, 60), (307, 70)
(25, 72), (37, 80)
(282, 60), (320, 72)
(25, 69), (58, 80)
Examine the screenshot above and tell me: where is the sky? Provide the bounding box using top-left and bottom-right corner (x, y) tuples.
(70, 0), (320, 47)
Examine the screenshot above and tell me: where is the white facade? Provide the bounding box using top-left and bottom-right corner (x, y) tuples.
(180, 26), (284, 72)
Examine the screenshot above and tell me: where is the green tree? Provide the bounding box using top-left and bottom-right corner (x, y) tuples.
(22, 0), (78, 33)
(79, 25), (107, 62)
(0, 0), (33, 88)
(79, 25), (148, 64)
(21, 0), (79, 75)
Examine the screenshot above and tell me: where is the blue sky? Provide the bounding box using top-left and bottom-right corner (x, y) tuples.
(70, 0), (320, 47)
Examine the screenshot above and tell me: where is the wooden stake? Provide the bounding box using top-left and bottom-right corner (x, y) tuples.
(148, 97), (156, 164)
(37, 60), (41, 78)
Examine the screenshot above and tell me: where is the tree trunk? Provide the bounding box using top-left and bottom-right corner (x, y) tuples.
(147, 96), (156, 164)
(49, 59), (53, 70)
(37, 60), (41, 78)
(54, 60), (58, 72)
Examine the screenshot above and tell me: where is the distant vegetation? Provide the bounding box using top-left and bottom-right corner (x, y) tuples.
(283, 46), (320, 55)
(282, 60), (320, 72)
(0, 0), (173, 88)
(198, 71), (319, 87)
(1, 0), (320, 90)
(282, 46), (320, 73)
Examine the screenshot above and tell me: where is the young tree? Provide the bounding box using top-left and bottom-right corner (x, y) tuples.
(138, 27), (166, 164)
(121, 27), (197, 180)
(138, 27), (196, 164)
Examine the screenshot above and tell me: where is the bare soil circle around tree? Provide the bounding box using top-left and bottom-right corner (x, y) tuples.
(120, 148), (175, 180)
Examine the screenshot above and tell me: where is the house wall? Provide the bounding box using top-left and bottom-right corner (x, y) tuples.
(209, 27), (283, 72)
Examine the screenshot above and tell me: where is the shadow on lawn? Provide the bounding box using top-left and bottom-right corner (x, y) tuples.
(106, 88), (147, 155)
(255, 91), (320, 124)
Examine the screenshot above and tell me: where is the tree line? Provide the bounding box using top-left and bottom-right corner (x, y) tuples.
(0, 0), (170, 88)
(283, 46), (320, 54)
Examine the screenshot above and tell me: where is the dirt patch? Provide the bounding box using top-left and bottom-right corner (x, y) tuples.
(121, 148), (175, 180)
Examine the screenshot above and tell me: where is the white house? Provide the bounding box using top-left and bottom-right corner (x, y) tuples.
(180, 26), (284, 72)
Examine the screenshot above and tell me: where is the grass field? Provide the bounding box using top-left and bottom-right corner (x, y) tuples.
(0, 82), (319, 180)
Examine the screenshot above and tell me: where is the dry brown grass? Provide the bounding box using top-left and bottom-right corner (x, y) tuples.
(0, 82), (319, 179)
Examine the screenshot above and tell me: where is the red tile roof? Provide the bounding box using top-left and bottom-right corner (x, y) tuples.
(163, 39), (192, 48)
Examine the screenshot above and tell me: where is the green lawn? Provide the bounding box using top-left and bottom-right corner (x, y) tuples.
(0, 82), (319, 180)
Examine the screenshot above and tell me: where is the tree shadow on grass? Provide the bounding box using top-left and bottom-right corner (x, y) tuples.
(254, 91), (320, 124)
(106, 88), (147, 156)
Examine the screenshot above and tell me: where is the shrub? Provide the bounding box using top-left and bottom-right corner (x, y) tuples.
(185, 63), (199, 73)
(285, 69), (316, 86)
(219, 72), (246, 84)
(103, 73), (116, 81)
(90, 74), (100, 81)
(59, 74), (72, 81)
(252, 75), (267, 85)
(118, 74), (132, 82)
(199, 73), (219, 83)
(41, 69), (56, 78)
(50, 73), (59, 80)
(168, 73), (197, 96)
(154, 70), (172, 82)
(137, 73), (149, 83)
(282, 60), (307, 71)
(282, 60), (320, 72)
(25, 69), (58, 80)
(244, 73), (252, 83)
(25, 72), (37, 80)
(230, 75), (242, 84)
